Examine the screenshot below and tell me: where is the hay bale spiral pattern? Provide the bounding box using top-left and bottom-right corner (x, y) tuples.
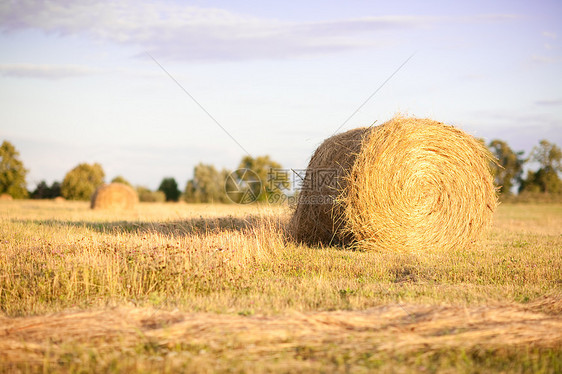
(290, 116), (497, 252)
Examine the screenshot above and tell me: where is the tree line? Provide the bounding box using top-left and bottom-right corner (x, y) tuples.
(1, 138), (561, 202)
(488, 139), (561, 196)
(0, 140), (289, 203)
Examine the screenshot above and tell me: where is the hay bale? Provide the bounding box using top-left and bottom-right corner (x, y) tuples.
(90, 183), (138, 211)
(0, 193), (13, 201)
(289, 116), (497, 252)
(54, 196), (66, 203)
(288, 127), (367, 245)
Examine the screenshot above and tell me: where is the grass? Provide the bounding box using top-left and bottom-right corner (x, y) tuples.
(0, 200), (561, 373)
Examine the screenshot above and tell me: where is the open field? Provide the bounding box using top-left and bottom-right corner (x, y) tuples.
(0, 200), (561, 373)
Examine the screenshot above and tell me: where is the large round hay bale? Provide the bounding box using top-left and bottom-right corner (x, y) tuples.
(90, 183), (138, 211)
(289, 116), (497, 252)
(0, 193), (13, 201)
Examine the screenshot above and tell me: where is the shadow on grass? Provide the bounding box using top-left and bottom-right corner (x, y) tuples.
(11, 215), (351, 250)
(13, 215), (280, 237)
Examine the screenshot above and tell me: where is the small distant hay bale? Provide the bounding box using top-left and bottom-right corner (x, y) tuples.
(0, 193), (13, 201)
(91, 183), (138, 211)
(289, 116), (497, 252)
(54, 196), (65, 203)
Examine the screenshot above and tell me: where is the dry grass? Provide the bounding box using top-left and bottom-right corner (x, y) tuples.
(0, 200), (560, 373)
(1, 301), (560, 373)
(90, 183), (138, 211)
(290, 116), (497, 252)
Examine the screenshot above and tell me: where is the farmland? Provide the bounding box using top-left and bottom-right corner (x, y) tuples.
(0, 200), (561, 373)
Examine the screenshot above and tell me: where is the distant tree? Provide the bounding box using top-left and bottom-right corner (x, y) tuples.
(520, 168), (562, 195)
(184, 163), (230, 203)
(529, 140), (562, 173)
(31, 180), (62, 199)
(519, 171), (540, 193)
(238, 155), (289, 202)
(519, 140), (562, 194)
(183, 180), (196, 202)
(158, 177), (181, 202)
(31, 181), (49, 199)
(520, 168), (561, 194)
(0, 140), (29, 199)
(136, 186), (166, 202)
(111, 175), (132, 187)
(50, 181), (61, 197)
(488, 140), (525, 195)
(61, 163), (105, 200)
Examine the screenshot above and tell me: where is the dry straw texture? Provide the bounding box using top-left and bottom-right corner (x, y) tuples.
(90, 183), (139, 211)
(290, 116), (497, 252)
(288, 127), (366, 244)
(1, 301), (560, 365)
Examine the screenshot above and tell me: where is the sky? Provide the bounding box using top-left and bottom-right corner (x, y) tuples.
(1, 0), (561, 191)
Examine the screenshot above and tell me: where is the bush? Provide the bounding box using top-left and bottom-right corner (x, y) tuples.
(111, 176), (132, 187)
(136, 186), (166, 202)
(61, 163), (105, 201)
(158, 178), (181, 202)
(31, 181), (61, 199)
(184, 163), (231, 203)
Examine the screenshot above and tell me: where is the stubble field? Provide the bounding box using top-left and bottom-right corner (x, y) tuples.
(0, 200), (561, 373)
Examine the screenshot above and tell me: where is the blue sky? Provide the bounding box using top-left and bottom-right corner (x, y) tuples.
(1, 0), (561, 190)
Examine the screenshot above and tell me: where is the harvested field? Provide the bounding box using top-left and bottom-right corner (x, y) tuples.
(2, 301), (561, 372)
(0, 200), (560, 372)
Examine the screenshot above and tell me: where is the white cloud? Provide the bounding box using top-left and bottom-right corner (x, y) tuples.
(0, 63), (103, 79)
(542, 31), (557, 39)
(461, 73), (486, 80)
(535, 99), (562, 106)
(468, 14), (520, 22)
(0, 0), (426, 60)
(542, 32), (560, 52)
(0, 0), (520, 61)
(532, 55), (562, 64)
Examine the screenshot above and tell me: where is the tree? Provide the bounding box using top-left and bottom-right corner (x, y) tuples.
(158, 177), (181, 202)
(519, 170), (540, 193)
(238, 155), (289, 202)
(519, 168), (562, 194)
(529, 140), (562, 172)
(136, 186), (166, 202)
(31, 181), (50, 199)
(61, 163), (105, 200)
(520, 140), (562, 194)
(184, 163), (230, 203)
(111, 175), (132, 187)
(0, 140), (29, 198)
(50, 181), (61, 198)
(31, 180), (61, 199)
(488, 139), (525, 195)
(520, 169), (562, 194)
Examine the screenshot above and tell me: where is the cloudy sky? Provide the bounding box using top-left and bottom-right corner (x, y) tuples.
(1, 0), (561, 190)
